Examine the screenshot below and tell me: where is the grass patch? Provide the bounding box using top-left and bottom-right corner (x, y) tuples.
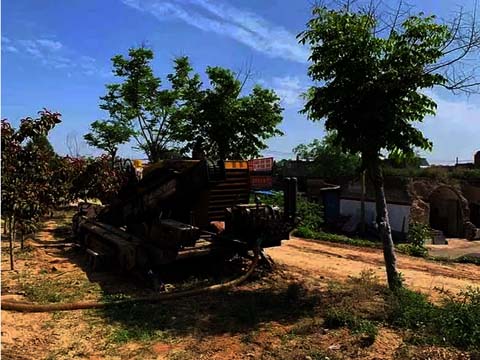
(320, 270), (480, 351)
(293, 229), (381, 248)
(102, 302), (176, 343)
(448, 255), (480, 266)
(18, 273), (100, 304)
(387, 287), (480, 350)
(324, 308), (378, 346)
(15, 246), (35, 260)
(396, 243), (428, 257)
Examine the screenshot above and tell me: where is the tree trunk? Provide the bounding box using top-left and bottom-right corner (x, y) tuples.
(9, 216), (15, 271)
(367, 159), (401, 290)
(110, 149), (117, 169)
(3, 218), (8, 235)
(360, 170), (366, 234)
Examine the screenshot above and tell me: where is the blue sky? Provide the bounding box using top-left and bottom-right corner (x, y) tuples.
(2, 0), (479, 164)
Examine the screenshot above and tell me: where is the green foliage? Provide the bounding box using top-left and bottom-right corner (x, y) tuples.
(83, 120), (132, 165)
(396, 243), (428, 258)
(324, 308), (378, 345)
(102, 48), (283, 162)
(387, 287), (480, 350)
(1, 110), (62, 255)
(395, 222), (431, 258)
(299, 8), (449, 159)
(297, 196), (324, 233)
(454, 256), (480, 266)
(256, 192), (323, 234)
(170, 59), (284, 160)
(69, 155), (131, 203)
(294, 230), (381, 248)
(293, 132), (361, 179)
(101, 47), (178, 162)
(407, 222), (432, 247)
(298, 5), (451, 291)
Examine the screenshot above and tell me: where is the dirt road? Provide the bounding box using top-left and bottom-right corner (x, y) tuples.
(267, 237), (480, 298)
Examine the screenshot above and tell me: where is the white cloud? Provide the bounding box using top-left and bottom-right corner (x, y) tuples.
(120, 0), (309, 63)
(4, 37), (109, 77)
(269, 76), (308, 107)
(37, 39), (63, 51)
(418, 90), (480, 164)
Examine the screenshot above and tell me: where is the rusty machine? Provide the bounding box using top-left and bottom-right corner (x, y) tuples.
(72, 159), (297, 278)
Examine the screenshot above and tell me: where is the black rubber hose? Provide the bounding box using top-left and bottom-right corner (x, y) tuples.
(2, 247), (260, 313)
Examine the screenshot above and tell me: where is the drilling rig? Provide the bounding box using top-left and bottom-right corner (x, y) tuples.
(72, 159), (297, 278)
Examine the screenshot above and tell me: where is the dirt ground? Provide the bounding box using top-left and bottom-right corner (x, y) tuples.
(267, 237), (480, 300)
(1, 212), (479, 360)
(426, 238), (480, 259)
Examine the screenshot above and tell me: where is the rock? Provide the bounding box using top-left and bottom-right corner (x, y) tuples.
(328, 344), (341, 350)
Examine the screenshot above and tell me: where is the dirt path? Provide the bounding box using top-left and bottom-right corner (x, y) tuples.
(267, 237), (480, 298)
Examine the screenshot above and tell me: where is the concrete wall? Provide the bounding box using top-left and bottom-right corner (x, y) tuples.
(340, 199), (411, 233)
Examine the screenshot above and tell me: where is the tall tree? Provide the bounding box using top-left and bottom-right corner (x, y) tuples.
(298, 3), (480, 289)
(84, 120), (133, 167)
(101, 47), (177, 162)
(169, 58), (284, 160)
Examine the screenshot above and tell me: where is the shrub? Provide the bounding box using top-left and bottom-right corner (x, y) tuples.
(397, 222), (431, 257)
(436, 287), (480, 349)
(407, 222), (432, 247)
(387, 287), (480, 350)
(396, 243), (428, 257)
(257, 192), (323, 233)
(324, 307), (378, 345)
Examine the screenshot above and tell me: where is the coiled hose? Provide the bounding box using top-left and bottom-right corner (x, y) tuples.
(2, 247), (260, 313)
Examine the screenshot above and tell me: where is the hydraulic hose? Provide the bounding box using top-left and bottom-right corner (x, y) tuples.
(2, 247), (260, 313)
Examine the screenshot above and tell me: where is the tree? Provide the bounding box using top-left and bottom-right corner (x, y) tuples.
(169, 58), (284, 160)
(100, 47), (178, 163)
(84, 120), (133, 167)
(65, 132), (84, 157)
(1, 109), (62, 269)
(293, 132), (361, 179)
(298, 4), (480, 289)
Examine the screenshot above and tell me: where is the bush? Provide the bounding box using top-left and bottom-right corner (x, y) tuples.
(256, 192), (323, 233)
(325, 308), (378, 345)
(436, 287), (480, 349)
(397, 222), (431, 257)
(294, 230), (381, 248)
(396, 243), (428, 257)
(387, 287), (480, 350)
(407, 222), (432, 247)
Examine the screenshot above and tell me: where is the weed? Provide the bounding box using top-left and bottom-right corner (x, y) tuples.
(240, 330), (258, 344)
(324, 307), (378, 346)
(18, 273), (99, 304)
(290, 317), (322, 336)
(387, 287), (480, 350)
(15, 246), (34, 260)
(324, 307), (356, 329)
(396, 243), (428, 257)
(454, 255), (480, 266)
(286, 282), (307, 303)
(294, 230), (381, 248)
(407, 222), (432, 247)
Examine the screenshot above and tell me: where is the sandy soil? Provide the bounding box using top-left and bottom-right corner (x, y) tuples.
(2, 213), (479, 359)
(267, 236), (480, 299)
(427, 238), (480, 259)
